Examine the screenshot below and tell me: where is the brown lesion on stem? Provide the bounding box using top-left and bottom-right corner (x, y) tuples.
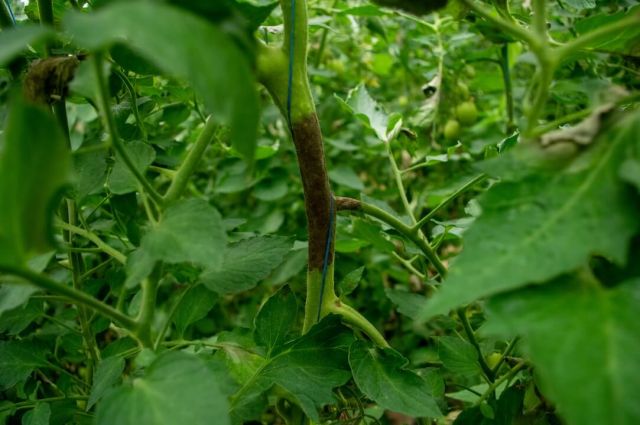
(336, 196), (361, 211)
(23, 56), (80, 105)
(290, 113), (335, 271)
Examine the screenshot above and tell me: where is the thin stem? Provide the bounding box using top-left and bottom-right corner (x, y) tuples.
(55, 220), (127, 264)
(0, 265), (137, 330)
(475, 361), (527, 405)
(154, 285), (189, 349)
(163, 116), (217, 204)
(457, 308), (495, 382)
(0, 395), (88, 413)
(555, 11), (640, 61)
(532, 0), (547, 40)
(459, 0), (539, 49)
(326, 301), (389, 348)
(356, 201), (447, 278)
(313, 0), (338, 68)
(0, 0), (14, 28)
(135, 267), (161, 348)
(500, 44), (515, 133)
(112, 67), (148, 141)
(414, 174), (487, 232)
(385, 142), (416, 224)
(491, 337), (520, 375)
(92, 53), (163, 206)
(525, 56), (556, 133)
(392, 252), (426, 279)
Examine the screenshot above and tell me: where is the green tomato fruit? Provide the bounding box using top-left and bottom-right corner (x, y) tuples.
(487, 352), (502, 369)
(444, 119), (461, 141)
(457, 81), (470, 99)
(456, 101), (478, 125)
(327, 59), (345, 74)
(398, 95), (409, 106)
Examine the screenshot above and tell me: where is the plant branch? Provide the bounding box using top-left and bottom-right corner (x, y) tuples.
(475, 361), (527, 405)
(112, 66), (148, 141)
(500, 44), (515, 133)
(92, 53), (163, 206)
(0, 0), (14, 28)
(55, 220), (127, 264)
(163, 116), (217, 204)
(0, 265), (137, 330)
(459, 0), (539, 49)
(414, 174), (487, 232)
(555, 11), (640, 60)
(337, 198), (447, 278)
(458, 308), (495, 382)
(385, 142), (416, 224)
(327, 301), (389, 348)
(136, 266), (161, 348)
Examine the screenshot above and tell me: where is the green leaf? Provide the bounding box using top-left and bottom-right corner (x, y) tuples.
(370, 0), (447, 15)
(485, 277), (640, 425)
(0, 340), (49, 390)
(173, 285), (218, 337)
(563, 0), (596, 9)
(0, 25), (53, 66)
(21, 403), (50, 425)
(231, 316), (353, 423)
(201, 236), (292, 295)
(64, 2), (259, 160)
(438, 336), (479, 377)
(0, 97), (70, 265)
(338, 266), (365, 297)
(329, 165), (365, 191)
(87, 357), (125, 410)
(97, 351), (229, 425)
(108, 141), (155, 195)
(384, 288), (426, 320)
(337, 84), (390, 141)
(254, 286), (298, 356)
(147, 199), (224, 266)
(574, 6), (640, 56)
(349, 340), (441, 418)
(421, 112), (640, 320)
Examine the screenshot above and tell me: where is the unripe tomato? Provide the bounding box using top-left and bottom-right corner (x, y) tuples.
(327, 59), (345, 74)
(487, 352), (502, 369)
(444, 119), (461, 141)
(456, 101), (478, 125)
(457, 81), (470, 99)
(398, 95), (409, 107)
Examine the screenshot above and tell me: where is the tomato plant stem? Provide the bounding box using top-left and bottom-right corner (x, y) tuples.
(327, 301), (389, 347)
(414, 174), (487, 232)
(338, 198), (447, 278)
(457, 308), (495, 382)
(500, 44), (515, 133)
(476, 361), (527, 406)
(92, 53), (164, 206)
(0, 265), (138, 330)
(55, 220), (127, 264)
(0, 1), (13, 28)
(112, 67), (148, 141)
(163, 115), (217, 204)
(136, 266), (161, 348)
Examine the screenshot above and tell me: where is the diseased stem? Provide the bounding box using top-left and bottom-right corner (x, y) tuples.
(93, 53), (163, 206)
(0, 265), (137, 330)
(55, 220), (127, 264)
(163, 116), (217, 204)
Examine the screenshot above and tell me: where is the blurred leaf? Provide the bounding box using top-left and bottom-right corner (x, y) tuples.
(385, 288), (426, 320)
(231, 316), (353, 423)
(349, 340), (441, 418)
(126, 199), (226, 286)
(108, 141), (155, 195)
(0, 97), (70, 265)
(88, 357), (125, 410)
(0, 340), (49, 390)
(0, 25), (53, 66)
(574, 6), (640, 56)
(370, 0), (447, 15)
(438, 336), (479, 377)
(254, 286), (298, 356)
(173, 285), (217, 337)
(22, 403), (50, 425)
(338, 266), (364, 296)
(485, 277), (640, 425)
(64, 2), (259, 160)
(96, 352), (229, 425)
(201, 236), (292, 294)
(337, 84), (389, 141)
(329, 164), (365, 191)
(421, 112), (640, 320)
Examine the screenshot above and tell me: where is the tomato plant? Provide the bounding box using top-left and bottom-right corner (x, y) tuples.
(0, 0), (639, 424)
